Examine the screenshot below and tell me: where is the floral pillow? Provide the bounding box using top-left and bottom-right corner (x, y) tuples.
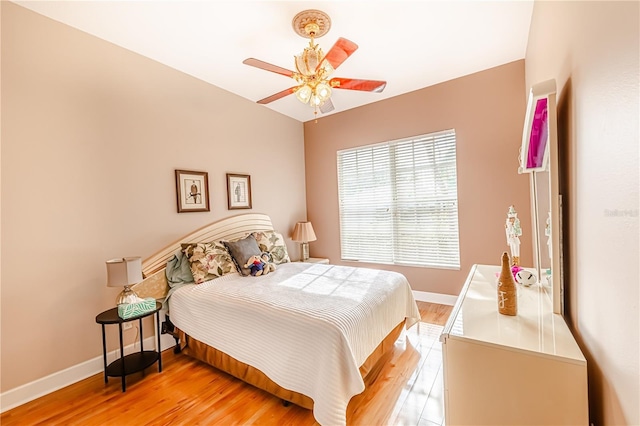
(182, 241), (236, 284)
(253, 230), (291, 264)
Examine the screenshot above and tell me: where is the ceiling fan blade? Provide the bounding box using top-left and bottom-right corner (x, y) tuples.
(320, 98), (335, 114)
(256, 87), (297, 104)
(318, 37), (358, 72)
(243, 58), (295, 78)
(331, 78), (387, 93)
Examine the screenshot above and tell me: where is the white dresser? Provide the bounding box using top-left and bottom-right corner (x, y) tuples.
(440, 264), (588, 425)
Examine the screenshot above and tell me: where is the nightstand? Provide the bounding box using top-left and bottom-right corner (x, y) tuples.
(300, 257), (329, 264)
(95, 302), (162, 392)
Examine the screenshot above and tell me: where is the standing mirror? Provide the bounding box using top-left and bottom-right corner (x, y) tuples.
(519, 79), (563, 314)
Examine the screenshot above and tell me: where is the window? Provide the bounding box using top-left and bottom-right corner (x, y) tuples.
(337, 129), (460, 269)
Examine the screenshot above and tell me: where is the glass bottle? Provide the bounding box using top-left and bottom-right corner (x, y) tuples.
(498, 252), (517, 316)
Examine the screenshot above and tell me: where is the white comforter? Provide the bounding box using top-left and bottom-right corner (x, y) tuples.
(169, 262), (421, 426)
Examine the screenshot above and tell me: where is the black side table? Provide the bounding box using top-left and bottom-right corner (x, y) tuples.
(95, 302), (162, 392)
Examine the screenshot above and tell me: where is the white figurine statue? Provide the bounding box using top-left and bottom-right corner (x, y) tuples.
(505, 205), (522, 265)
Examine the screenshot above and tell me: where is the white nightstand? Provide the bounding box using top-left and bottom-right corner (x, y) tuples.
(300, 257), (329, 264)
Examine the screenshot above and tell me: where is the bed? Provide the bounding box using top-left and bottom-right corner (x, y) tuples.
(132, 213), (420, 426)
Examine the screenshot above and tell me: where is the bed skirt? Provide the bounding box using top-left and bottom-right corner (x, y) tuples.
(176, 319), (405, 409)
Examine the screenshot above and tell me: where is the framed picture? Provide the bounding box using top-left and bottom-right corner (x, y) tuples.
(226, 173), (252, 210)
(175, 170), (210, 213)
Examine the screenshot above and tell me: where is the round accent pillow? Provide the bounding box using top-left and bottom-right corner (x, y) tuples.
(515, 269), (537, 287)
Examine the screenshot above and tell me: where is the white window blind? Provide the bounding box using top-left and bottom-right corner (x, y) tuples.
(337, 129), (460, 269)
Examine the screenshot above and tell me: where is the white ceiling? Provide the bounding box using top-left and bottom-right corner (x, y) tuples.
(14, 1), (534, 123)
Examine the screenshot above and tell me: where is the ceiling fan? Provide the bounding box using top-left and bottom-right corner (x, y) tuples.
(243, 9), (387, 118)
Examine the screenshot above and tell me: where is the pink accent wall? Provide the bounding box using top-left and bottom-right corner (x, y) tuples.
(304, 60), (532, 295)
(526, 2), (639, 424)
(1, 2), (305, 393)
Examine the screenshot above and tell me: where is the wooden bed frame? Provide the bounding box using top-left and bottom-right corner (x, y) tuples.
(130, 213), (404, 409)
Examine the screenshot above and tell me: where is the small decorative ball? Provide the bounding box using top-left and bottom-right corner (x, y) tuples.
(515, 270), (537, 286)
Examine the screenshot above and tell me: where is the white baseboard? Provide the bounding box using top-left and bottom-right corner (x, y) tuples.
(412, 290), (457, 306)
(1, 293), (453, 413)
(1, 332), (176, 413)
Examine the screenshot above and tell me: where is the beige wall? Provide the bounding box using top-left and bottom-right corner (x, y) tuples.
(1, 2), (305, 392)
(526, 1), (639, 424)
(304, 60), (531, 295)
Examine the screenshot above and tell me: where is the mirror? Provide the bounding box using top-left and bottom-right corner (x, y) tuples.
(519, 79), (563, 314)
(531, 170), (551, 286)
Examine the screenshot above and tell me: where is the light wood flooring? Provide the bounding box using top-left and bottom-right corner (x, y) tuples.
(1, 302), (452, 426)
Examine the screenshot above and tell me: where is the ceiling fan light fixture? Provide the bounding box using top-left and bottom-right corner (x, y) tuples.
(295, 44), (324, 76)
(310, 93), (323, 107)
(322, 62), (335, 77)
(316, 82), (332, 101)
(295, 84), (313, 103)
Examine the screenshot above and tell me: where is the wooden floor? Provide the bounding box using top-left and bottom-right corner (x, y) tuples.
(1, 302), (452, 426)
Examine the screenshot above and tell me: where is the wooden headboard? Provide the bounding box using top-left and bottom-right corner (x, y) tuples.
(132, 213), (275, 299)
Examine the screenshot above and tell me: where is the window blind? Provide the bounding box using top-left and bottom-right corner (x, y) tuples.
(337, 129), (460, 269)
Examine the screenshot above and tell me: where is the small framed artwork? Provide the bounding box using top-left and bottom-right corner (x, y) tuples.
(175, 170), (210, 213)
(226, 173), (252, 210)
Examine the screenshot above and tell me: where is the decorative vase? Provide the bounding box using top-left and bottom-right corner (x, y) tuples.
(497, 252), (518, 316)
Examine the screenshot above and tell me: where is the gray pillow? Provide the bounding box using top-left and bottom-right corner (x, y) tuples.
(223, 234), (262, 276)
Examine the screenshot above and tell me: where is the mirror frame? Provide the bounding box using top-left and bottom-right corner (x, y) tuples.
(519, 79), (563, 314)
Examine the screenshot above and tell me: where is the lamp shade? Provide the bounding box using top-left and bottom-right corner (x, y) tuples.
(292, 222), (317, 243)
(106, 257), (143, 288)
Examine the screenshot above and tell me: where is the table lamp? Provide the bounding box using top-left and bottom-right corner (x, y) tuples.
(292, 221), (317, 261)
(106, 256), (143, 305)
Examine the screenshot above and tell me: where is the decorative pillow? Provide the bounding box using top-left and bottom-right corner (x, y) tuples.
(223, 234), (263, 276)
(165, 249), (195, 287)
(253, 230), (291, 264)
(182, 241), (236, 284)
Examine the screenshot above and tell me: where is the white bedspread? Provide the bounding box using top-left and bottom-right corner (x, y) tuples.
(169, 262), (421, 426)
